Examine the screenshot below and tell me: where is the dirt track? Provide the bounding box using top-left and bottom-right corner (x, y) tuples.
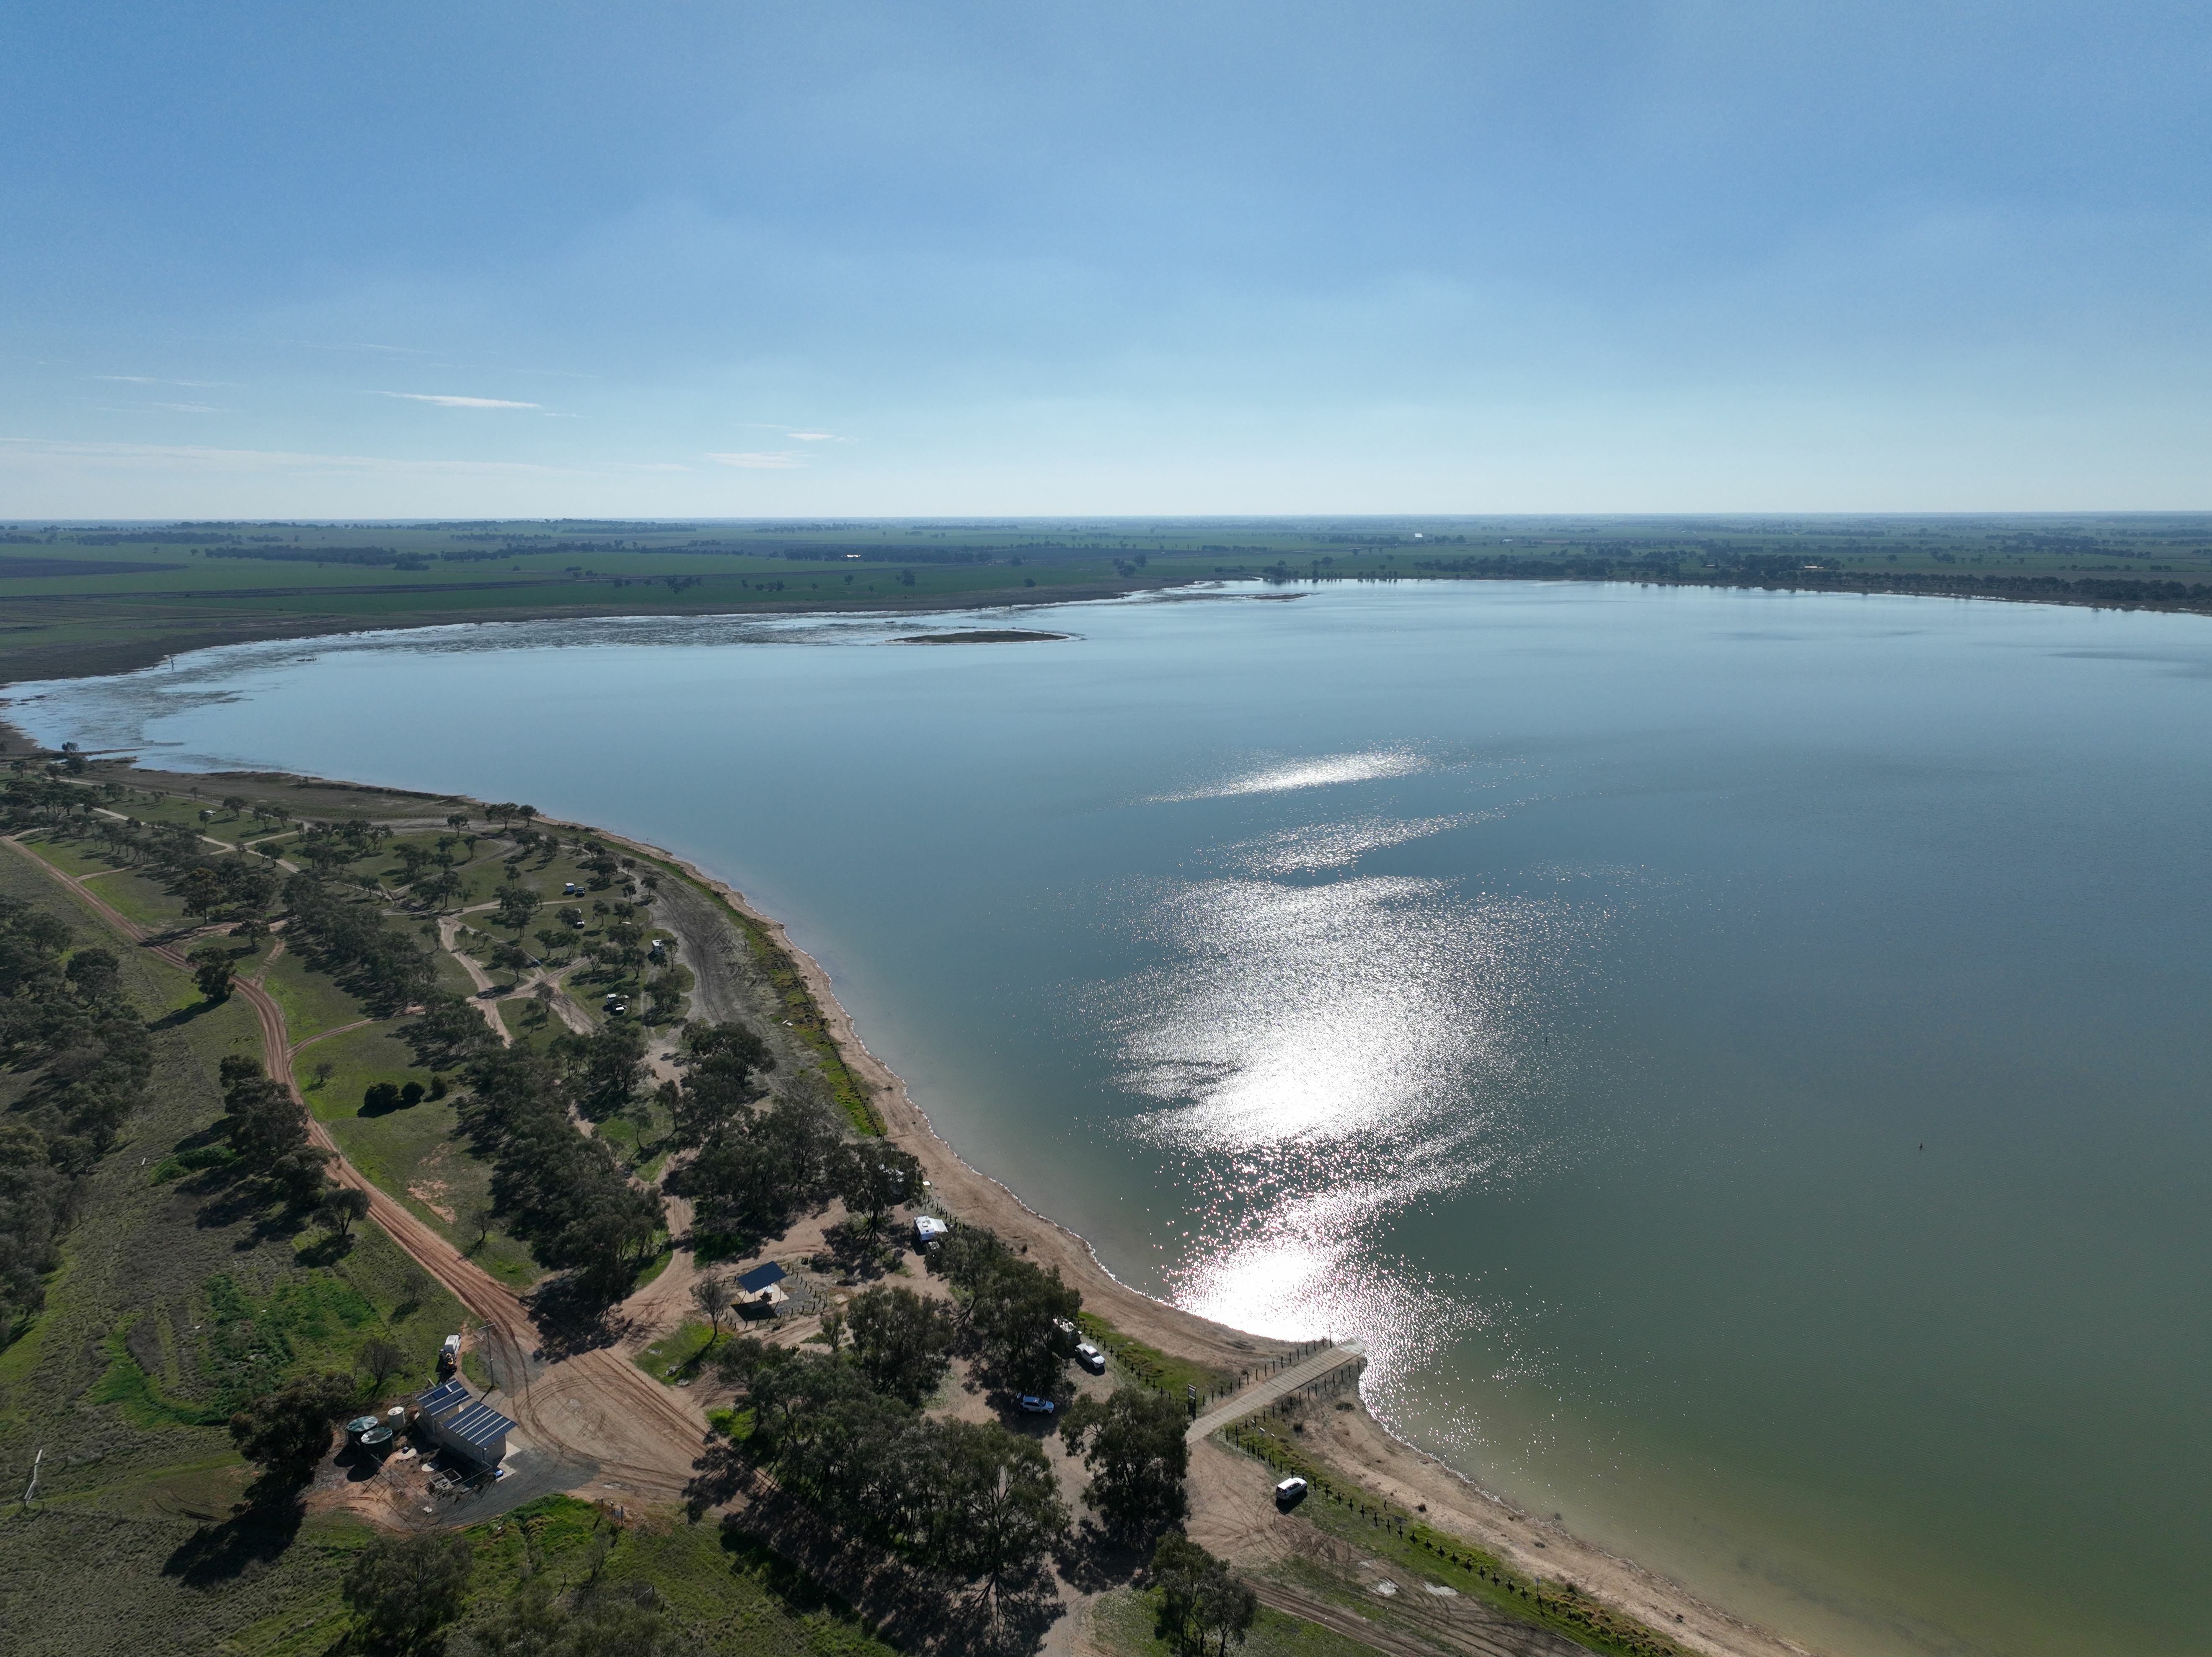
(3, 836), (716, 1512)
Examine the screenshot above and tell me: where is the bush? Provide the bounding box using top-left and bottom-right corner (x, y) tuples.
(343, 1530), (474, 1649)
(227, 1371), (357, 1485)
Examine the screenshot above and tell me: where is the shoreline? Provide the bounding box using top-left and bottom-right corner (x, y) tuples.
(577, 823), (1812, 1657)
(1, 640), (1822, 1657)
(7, 563), (2205, 704)
(586, 820), (1300, 1383)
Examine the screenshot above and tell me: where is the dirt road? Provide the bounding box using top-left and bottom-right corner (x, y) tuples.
(4, 836), (716, 1512)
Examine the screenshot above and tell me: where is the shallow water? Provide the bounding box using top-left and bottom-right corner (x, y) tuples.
(14, 581), (2210, 1657)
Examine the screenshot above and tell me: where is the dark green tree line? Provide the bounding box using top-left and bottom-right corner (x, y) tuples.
(716, 1337), (1069, 1604)
(456, 1046), (664, 1301)
(931, 1225), (1081, 1398)
(0, 896), (152, 1330)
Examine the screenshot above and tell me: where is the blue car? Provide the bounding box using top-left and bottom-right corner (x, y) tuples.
(1016, 1395), (1055, 1415)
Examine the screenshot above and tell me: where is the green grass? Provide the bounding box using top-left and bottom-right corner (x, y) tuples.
(11, 831), (116, 879)
(637, 1320), (720, 1385)
(255, 943), (367, 1042)
(1090, 1583), (1379, 1657)
(73, 863), (190, 932)
(1079, 1311), (1236, 1399)
(298, 1019), (424, 1126)
(459, 1496), (899, 1657)
(1223, 1417), (1687, 1657)
(302, 1028), (543, 1290)
(4, 1475), (902, 1657)
(433, 945), (487, 997)
(88, 1326), (231, 1428)
(0, 844), (510, 1657)
(105, 792), (271, 846)
(590, 1096), (672, 1174)
(498, 995), (554, 1039)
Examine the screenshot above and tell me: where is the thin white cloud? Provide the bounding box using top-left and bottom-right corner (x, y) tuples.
(152, 402), (225, 414)
(0, 436), (571, 477)
(788, 431), (840, 441)
(285, 340), (436, 355)
(706, 451), (804, 469)
(378, 392), (542, 409)
(93, 375), (236, 387)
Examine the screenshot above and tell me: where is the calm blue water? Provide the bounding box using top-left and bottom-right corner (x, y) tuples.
(14, 581), (2211, 1657)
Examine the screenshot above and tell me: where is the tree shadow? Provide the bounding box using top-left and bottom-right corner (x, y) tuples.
(187, 1171), (316, 1254)
(171, 1120), (231, 1156)
(685, 1439), (759, 1519)
(1055, 1520), (1147, 1595)
(524, 1274), (622, 1358)
(691, 1226), (774, 1266)
(947, 1573), (1063, 1657)
(187, 1164), (269, 1229)
(160, 1499), (305, 1587)
(295, 1231), (355, 1267)
(718, 1505), (977, 1652)
(814, 1219), (898, 1284)
(149, 1000), (221, 1031)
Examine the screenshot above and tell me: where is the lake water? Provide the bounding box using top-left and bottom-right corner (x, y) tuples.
(13, 581), (2210, 1657)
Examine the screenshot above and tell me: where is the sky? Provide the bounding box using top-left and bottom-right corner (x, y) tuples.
(1, 1), (2207, 517)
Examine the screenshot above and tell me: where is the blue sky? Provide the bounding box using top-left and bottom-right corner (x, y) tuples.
(2, 1), (2205, 516)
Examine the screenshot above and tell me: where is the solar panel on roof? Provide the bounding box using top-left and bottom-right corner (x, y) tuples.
(444, 1401), (515, 1448)
(736, 1262), (787, 1293)
(415, 1378), (470, 1415)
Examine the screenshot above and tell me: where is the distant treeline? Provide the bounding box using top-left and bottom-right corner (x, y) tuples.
(728, 542), (999, 565)
(1392, 552), (2212, 614)
(196, 540), (660, 566)
(37, 531), (251, 547)
(429, 521), (694, 535)
(166, 544), (426, 568)
(437, 539), (649, 560)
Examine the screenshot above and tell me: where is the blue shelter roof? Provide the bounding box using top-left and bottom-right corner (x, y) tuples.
(736, 1262), (787, 1293)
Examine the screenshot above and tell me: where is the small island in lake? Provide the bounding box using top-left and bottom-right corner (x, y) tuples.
(889, 628), (1072, 644)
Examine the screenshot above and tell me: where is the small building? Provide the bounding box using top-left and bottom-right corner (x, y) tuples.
(736, 1261), (788, 1313)
(413, 1377), (515, 1469)
(913, 1215), (949, 1248)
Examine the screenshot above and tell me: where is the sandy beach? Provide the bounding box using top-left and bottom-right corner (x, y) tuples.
(600, 825), (1816, 1657)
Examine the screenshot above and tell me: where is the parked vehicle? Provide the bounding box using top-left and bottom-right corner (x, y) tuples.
(1016, 1394), (1056, 1415)
(1075, 1340), (1107, 1374)
(1274, 1476), (1308, 1507)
